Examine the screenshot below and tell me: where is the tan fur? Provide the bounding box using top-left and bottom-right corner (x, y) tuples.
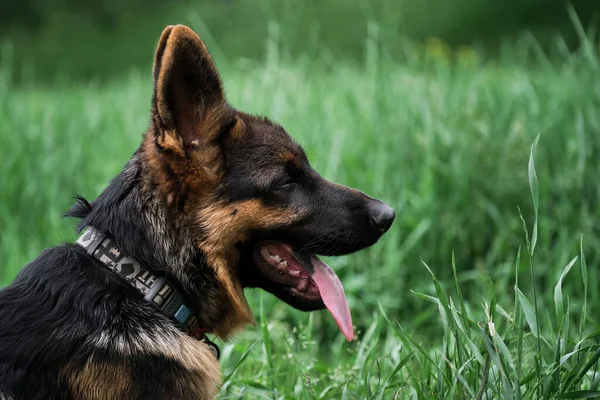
(64, 359), (131, 400)
(65, 334), (220, 400)
(152, 26), (174, 73)
(229, 116), (247, 141)
(278, 150), (296, 163)
(156, 129), (186, 158)
(197, 200), (302, 337)
(162, 335), (222, 398)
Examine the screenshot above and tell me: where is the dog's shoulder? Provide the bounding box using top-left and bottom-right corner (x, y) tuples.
(0, 245), (220, 399)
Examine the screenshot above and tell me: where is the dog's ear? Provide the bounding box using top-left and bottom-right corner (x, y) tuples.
(151, 25), (231, 153)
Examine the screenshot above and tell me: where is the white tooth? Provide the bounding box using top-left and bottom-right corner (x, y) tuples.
(297, 279), (308, 291)
(270, 255), (281, 263)
(279, 260), (288, 268)
(261, 247), (271, 261)
(289, 269), (300, 276)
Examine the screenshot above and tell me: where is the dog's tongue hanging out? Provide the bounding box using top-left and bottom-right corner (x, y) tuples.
(306, 255), (354, 341)
(256, 242), (354, 341)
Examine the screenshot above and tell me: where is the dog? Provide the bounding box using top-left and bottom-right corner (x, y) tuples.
(0, 25), (395, 399)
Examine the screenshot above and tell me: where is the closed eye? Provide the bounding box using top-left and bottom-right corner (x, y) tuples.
(275, 176), (295, 188)
(271, 161), (302, 191)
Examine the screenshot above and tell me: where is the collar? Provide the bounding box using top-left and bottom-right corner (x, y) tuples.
(76, 226), (220, 359)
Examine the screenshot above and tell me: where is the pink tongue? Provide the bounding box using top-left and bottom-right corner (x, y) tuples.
(308, 256), (354, 342)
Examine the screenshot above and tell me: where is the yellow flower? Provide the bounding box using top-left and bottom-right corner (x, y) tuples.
(424, 37), (451, 62)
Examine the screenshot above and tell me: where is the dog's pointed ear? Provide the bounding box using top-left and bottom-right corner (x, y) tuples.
(151, 25), (230, 152)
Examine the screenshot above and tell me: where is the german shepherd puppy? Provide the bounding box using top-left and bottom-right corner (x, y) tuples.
(0, 25), (395, 399)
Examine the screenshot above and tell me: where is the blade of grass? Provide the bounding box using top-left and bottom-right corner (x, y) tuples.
(516, 287), (539, 338)
(452, 251), (470, 336)
(562, 390), (600, 399)
(579, 236), (588, 346)
(259, 292), (275, 391)
(528, 133), (540, 255)
(223, 339), (261, 383)
(377, 351), (414, 400)
(513, 247), (524, 400)
(554, 256), (578, 324)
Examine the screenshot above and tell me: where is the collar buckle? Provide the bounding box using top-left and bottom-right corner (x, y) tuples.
(202, 336), (221, 360)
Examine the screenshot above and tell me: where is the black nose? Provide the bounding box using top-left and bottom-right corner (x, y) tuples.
(369, 202), (396, 234)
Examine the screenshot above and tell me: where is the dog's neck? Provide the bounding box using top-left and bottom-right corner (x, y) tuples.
(67, 150), (240, 336)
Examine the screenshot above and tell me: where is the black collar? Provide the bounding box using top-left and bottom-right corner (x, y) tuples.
(76, 226), (220, 359)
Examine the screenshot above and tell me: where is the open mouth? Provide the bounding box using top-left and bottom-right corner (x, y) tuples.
(253, 241), (354, 341)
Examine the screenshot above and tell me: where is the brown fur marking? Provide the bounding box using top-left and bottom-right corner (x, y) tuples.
(277, 150), (297, 164)
(198, 199), (303, 337)
(163, 335), (222, 398)
(64, 359), (131, 400)
(229, 117), (247, 141)
(64, 334), (220, 400)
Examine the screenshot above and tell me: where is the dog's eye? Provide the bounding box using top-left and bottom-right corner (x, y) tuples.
(273, 173), (298, 190)
(276, 177), (295, 188)
(273, 162), (301, 190)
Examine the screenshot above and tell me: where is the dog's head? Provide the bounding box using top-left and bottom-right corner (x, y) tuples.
(145, 25), (395, 339)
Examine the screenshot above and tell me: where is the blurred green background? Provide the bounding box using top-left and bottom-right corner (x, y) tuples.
(0, 0), (598, 82)
(2, 1), (600, 397)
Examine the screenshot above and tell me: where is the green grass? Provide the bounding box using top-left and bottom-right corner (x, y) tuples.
(2, 32), (600, 398)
